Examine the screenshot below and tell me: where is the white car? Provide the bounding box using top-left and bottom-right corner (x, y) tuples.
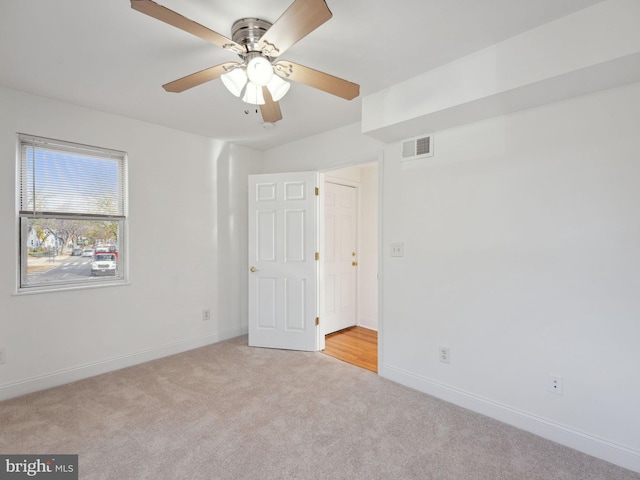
(91, 253), (117, 276)
(81, 248), (95, 257)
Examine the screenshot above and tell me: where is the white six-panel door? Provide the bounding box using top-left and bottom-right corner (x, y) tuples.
(248, 172), (319, 351)
(322, 182), (358, 334)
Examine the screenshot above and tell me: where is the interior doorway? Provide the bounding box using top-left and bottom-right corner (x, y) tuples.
(247, 161), (380, 364)
(320, 162), (378, 369)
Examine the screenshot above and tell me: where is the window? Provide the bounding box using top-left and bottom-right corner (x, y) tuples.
(17, 134), (128, 291)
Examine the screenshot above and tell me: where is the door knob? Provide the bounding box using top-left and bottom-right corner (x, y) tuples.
(352, 261), (358, 267)
(250, 266), (259, 273)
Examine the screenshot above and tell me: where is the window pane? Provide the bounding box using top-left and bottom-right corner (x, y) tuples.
(22, 217), (122, 288)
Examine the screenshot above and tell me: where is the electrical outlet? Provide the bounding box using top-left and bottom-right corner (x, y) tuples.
(0, 348), (6, 364)
(548, 375), (563, 395)
(202, 309), (211, 321)
(391, 242), (404, 257)
(439, 346), (450, 364)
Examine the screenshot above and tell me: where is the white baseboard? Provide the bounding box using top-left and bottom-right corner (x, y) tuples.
(380, 363), (640, 474)
(0, 326), (248, 402)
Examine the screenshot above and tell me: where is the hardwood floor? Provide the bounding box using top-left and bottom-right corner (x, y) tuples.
(323, 326), (378, 373)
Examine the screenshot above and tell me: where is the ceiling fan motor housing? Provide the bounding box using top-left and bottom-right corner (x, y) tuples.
(231, 18), (272, 55)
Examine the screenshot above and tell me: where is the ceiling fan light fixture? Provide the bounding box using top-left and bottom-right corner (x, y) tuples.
(266, 74), (291, 102)
(246, 55), (274, 86)
(133, 0), (360, 124)
(220, 68), (247, 97)
(242, 82), (265, 105)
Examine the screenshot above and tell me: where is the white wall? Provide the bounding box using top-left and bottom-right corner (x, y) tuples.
(216, 144), (264, 338)
(381, 82), (640, 471)
(0, 87), (261, 399)
(263, 122), (383, 173)
(261, 82), (640, 472)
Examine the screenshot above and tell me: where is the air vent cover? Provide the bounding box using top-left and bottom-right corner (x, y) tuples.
(401, 134), (433, 161)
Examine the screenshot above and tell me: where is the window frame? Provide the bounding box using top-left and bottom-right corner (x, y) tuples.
(16, 133), (129, 294)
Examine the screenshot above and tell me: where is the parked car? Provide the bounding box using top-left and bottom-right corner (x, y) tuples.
(81, 248), (95, 257)
(91, 253), (117, 276)
(71, 248), (83, 256)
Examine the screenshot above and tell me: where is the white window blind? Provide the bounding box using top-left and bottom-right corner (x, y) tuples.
(19, 134), (127, 218)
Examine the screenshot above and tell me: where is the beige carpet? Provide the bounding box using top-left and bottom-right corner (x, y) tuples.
(1, 336), (637, 480)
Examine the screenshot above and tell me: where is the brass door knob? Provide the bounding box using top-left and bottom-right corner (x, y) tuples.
(250, 266), (259, 272)
(352, 261), (358, 267)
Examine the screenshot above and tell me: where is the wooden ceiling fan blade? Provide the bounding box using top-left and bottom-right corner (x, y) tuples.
(131, 0), (244, 52)
(163, 62), (240, 93)
(259, 88), (283, 123)
(275, 61), (359, 100)
(257, 0), (332, 57)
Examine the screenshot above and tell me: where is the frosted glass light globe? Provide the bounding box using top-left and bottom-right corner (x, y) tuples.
(267, 75), (290, 102)
(242, 82), (265, 105)
(220, 68), (247, 97)
(246, 56), (274, 86)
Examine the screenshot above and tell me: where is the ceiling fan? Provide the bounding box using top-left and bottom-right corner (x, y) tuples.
(131, 0), (360, 124)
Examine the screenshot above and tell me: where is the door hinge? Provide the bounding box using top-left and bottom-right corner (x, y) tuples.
(315, 252), (320, 261)
(315, 317), (320, 326)
(315, 187), (319, 196)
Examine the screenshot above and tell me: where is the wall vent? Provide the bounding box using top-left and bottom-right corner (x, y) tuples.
(401, 134), (433, 161)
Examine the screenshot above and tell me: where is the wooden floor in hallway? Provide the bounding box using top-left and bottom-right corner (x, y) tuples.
(323, 326), (378, 373)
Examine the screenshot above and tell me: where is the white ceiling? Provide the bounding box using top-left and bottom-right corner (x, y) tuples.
(0, 0), (604, 151)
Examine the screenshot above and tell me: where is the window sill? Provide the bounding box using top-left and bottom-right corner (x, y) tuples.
(15, 279), (130, 296)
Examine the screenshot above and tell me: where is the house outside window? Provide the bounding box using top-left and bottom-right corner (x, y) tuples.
(17, 134), (128, 292)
